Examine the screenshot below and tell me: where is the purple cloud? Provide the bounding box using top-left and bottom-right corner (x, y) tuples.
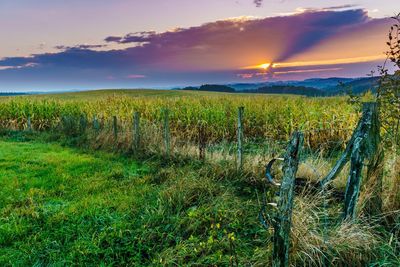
(127, 74), (146, 79)
(0, 9), (391, 90)
(105, 31), (157, 44)
(254, 0), (263, 7)
(55, 44), (106, 50)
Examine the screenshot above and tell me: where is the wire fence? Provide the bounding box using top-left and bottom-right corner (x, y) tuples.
(0, 108), (358, 165)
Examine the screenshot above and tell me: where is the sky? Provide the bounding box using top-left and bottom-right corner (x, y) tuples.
(0, 0), (399, 91)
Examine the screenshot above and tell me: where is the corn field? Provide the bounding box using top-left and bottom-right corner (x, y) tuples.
(0, 92), (360, 150)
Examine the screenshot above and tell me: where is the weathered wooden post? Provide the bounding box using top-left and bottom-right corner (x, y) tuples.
(27, 115), (32, 131)
(198, 121), (206, 161)
(273, 131), (304, 267)
(113, 115), (118, 141)
(133, 112), (140, 153)
(93, 115), (100, 133)
(343, 102), (383, 219)
(79, 114), (87, 134)
(363, 103), (384, 217)
(320, 120), (363, 186)
(163, 109), (171, 157)
(320, 102), (381, 220)
(343, 136), (365, 220)
(343, 103), (382, 220)
(237, 107), (244, 170)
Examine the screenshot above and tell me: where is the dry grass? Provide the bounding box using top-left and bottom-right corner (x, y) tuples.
(290, 190), (391, 267)
(383, 154), (400, 212)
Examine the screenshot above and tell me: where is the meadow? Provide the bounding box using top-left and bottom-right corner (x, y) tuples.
(0, 89), (398, 266)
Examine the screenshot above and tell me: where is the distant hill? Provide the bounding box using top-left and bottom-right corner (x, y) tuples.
(179, 76), (381, 96)
(231, 77), (380, 95)
(325, 77), (380, 94)
(226, 82), (269, 91)
(248, 85), (326, 96)
(228, 78), (357, 91)
(181, 86), (199, 91)
(289, 77), (356, 89)
(0, 92), (28, 96)
(182, 84), (235, 93)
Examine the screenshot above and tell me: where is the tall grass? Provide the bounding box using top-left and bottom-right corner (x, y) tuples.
(0, 92), (359, 149)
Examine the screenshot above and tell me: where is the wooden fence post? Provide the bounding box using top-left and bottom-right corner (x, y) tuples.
(363, 102), (384, 217)
(79, 114), (87, 133)
(273, 132), (304, 267)
(113, 115), (118, 140)
(320, 120), (363, 187)
(343, 102), (383, 220)
(198, 121), (206, 161)
(163, 109), (170, 157)
(318, 102), (382, 220)
(27, 115), (32, 131)
(93, 115), (100, 133)
(237, 107), (244, 170)
(343, 136), (365, 220)
(133, 112), (140, 153)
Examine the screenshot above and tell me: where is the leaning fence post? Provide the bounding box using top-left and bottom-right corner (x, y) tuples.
(113, 115), (118, 140)
(133, 112), (141, 154)
(273, 132), (304, 267)
(320, 120), (363, 187)
(343, 102), (376, 220)
(237, 107), (244, 170)
(163, 109), (171, 157)
(343, 137), (365, 220)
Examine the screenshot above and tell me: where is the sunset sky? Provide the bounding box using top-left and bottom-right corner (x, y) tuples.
(0, 0), (399, 91)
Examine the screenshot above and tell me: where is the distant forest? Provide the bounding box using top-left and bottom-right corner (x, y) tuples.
(0, 92), (27, 96)
(181, 76), (380, 96)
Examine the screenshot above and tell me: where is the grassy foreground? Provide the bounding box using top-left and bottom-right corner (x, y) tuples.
(0, 132), (398, 266)
(0, 134), (267, 266)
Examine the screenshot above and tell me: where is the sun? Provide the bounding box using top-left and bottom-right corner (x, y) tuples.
(241, 62), (277, 70)
(260, 63), (271, 70)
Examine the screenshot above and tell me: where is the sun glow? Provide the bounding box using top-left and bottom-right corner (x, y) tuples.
(260, 63), (271, 70)
(242, 55), (385, 70)
(243, 62), (278, 70)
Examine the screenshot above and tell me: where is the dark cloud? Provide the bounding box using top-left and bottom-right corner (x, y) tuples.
(105, 31), (157, 44)
(322, 5), (358, 10)
(254, 0), (263, 7)
(275, 9), (370, 61)
(55, 44), (106, 50)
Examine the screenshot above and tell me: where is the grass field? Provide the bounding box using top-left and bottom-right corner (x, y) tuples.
(0, 134), (269, 265)
(0, 90), (398, 266)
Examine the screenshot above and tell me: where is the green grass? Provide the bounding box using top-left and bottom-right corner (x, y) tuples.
(0, 137), (157, 265)
(0, 133), (398, 266)
(0, 135), (270, 266)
